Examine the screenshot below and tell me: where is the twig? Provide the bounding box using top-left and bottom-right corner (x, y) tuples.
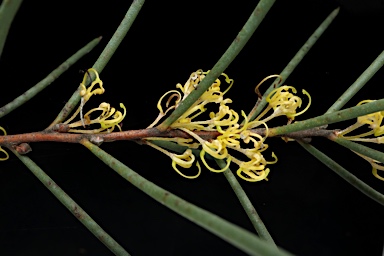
(0, 126), (335, 149)
(298, 141), (384, 206)
(10, 148), (130, 256)
(329, 135), (384, 164)
(217, 159), (277, 247)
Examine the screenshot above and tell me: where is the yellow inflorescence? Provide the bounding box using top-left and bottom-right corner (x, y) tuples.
(255, 86), (311, 123)
(64, 68), (126, 133)
(0, 126), (9, 161)
(146, 70), (310, 181)
(337, 100), (384, 181)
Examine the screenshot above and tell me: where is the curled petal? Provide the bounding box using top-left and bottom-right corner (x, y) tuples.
(0, 147), (9, 161)
(171, 150), (201, 179)
(254, 75), (282, 99)
(241, 131), (264, 149)
(156, 90), (181, 115)
(266, 152), (278, 164)
(149, 90), (181, 128)
(291, 89), (311, 118)
(202, 140), (228, 159)
(171, 149), (195, 168)
(171, 161), (201, 179)
(100, 103), (126, 131)
(219, 136), (241, 148)
(211, 106), (239, 127)
(80, 68), (105, 102)
(220, 73), (234, 95)
(356, 100), (384, 135)
(353, 151), (384, 181)
(0, 126), (6, 135)
(265, 86), (310, 120)
(200, 150), (231, 173)
(179, 127), (228, 159)
(338, 100), (384, 138)
(237, 168), (270, 182)
(69, 103), (126, 133)
(372, 165), (384, 181)
(145, 141), (200, 179)
(0, 126), (9, 161)
(177, 70), (205, 97)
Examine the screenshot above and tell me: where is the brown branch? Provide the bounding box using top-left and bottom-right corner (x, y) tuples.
(0, 124), (335, 153)
(0, 126), (220, 147)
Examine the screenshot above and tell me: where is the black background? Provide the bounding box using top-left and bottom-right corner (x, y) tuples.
(1, 1), (384, 255)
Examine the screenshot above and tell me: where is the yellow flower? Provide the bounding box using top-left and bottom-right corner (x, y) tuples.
(64, 68), (106, 126)
(0, 126), (9, 161)
(353, 151), (384, 181)
(68, 103), (126, 133)
(147, 71), (283, 182)
(200, 149), (231, 173)
(180, 127), (229, 159)
(149, 70), (233, 130)
(233, 152), (277, 182)
(356, 100), (384, 136)
(337, 100), (384, 139)
(147, 90), (181, 128)
(79, 68), (105, 102)
(64, 68), (126, 134)
(255, 85), (311, 123)
(145, 140), (201, 179)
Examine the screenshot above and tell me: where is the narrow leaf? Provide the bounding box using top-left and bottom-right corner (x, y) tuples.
(81, 139), (293, 256)
(298, 141), (384, 206)
(0, 37), (102, 119)
(10, 148), (130, 256)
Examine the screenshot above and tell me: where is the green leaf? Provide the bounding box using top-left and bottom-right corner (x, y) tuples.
(10, 148), (130, 256)
(82, 139), (293, 256)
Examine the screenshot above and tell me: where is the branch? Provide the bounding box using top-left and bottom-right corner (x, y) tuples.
(0, 126), (335, 149)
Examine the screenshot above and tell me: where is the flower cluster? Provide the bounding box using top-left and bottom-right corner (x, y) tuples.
(338, 100), (384, 138)
(64, 68), (126, 133)
(254, 75), (311, 123)
(337, 100), (384, 180)
(146, 70), (310, 181)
